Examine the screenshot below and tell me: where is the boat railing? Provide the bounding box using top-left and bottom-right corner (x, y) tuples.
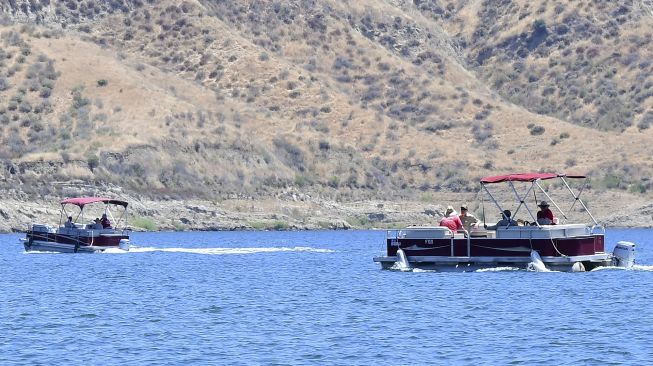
(463, 230), (470, 257)
(451, 230), (471, 257)
(591, 224), (605, 235)
(389, 227), (471, 257)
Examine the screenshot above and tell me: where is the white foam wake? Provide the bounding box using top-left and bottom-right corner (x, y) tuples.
(591, 264), (653, 272)
(102, 247), (130, 254)
(106, 246), (335, 255)
(476, 266), (521, 272)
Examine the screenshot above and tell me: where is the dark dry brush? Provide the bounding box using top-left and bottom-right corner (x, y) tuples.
(0, 0), (651, 203)
(446, 0), (653, 132)
(0, 28), (59, 159)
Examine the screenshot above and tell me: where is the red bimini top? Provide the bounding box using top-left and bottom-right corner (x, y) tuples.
(480, 173), (586, 184)
(60, 197), (128, 208)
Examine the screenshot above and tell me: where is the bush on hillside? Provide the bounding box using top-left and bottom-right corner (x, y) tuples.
(529, 125), (545, 135)
(0, 77), (8, 91)
(87, 154), (99, 171)
(637, 112), (653, 131)
(471, 121), (493, 142)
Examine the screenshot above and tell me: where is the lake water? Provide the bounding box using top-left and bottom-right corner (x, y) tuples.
(1, 229), (652, 365)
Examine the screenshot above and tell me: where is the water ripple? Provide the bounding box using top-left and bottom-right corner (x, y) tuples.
(1, 229), (651, 365)
(124, 246), (335, 255)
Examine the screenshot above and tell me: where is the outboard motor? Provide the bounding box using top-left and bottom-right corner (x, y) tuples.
(119, 239), (131, 251)
(612, 241), (636, 268)
(395, 249), (411, 271)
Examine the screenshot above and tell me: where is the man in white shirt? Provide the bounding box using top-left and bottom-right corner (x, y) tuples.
(459, 205), (478, 232)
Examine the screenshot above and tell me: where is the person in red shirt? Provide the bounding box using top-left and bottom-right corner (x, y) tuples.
(100, 213), (112, 229)
(439, 206), (463, 232)
(536, 201), (556, 225)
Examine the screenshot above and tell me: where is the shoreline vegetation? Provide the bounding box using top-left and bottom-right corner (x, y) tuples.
(2, 192), (652, 233)
(1, 2), (653, 237)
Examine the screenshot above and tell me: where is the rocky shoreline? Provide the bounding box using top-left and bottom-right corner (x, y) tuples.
(1, 192), (652, 233)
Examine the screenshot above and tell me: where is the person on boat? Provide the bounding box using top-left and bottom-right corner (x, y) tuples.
(439, 206), (463, 232)
(536, 201), (556, 225)
(100, 213), (112, 229)
(459, 204), (478, 232)
(91, 218), (103, 230)
(485, 210), (518, 230)
(64, 216), (75, 229)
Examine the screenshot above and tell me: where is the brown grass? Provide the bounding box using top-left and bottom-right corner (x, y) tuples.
(0, 0), (651, 204)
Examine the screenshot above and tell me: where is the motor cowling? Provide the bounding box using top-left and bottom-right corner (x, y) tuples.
(119, 239), (131, 251)
(612, 241), (636, 268)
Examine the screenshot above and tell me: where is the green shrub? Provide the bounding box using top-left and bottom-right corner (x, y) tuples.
(97, 79), (108, 87)
(86, 154), (99, 171)
(346, 215), (370, 228)
(317, 221), (332, 229)
(272, 220), (289, 230)
(248, 221), (267, 230)
(328, 176), (340, 188)
(629, 182), (647, 194)
(172, 220), (187, 231)
(294, 174), (309, 187)
(603, 175), (621, 189)
(420, 192), (433, 202)
(131, 216), (158, 231)
(248, 221), (289, 230)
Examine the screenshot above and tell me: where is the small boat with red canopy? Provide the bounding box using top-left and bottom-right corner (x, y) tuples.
(23, 197), (131, 253)
(374, 173), (636, 272)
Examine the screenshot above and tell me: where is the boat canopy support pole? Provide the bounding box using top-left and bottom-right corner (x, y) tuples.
(106, 204), (117, 226)
(560, 177), (598, 226)
(509, 180), (539, 226)
(534, 181), (568, 222)
(566, 178), (588, 213)
(481, 183), (504, 219)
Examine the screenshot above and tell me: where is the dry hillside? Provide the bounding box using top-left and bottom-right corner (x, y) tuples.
(0, 0), (651, 229)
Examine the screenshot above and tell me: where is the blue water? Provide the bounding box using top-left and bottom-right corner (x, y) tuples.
(1, 229), (652, 365)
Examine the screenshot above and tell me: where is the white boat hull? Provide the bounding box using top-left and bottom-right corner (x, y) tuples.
(23, 239), (123, 253)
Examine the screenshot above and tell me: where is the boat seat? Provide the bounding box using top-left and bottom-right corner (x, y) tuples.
(470, 230), (488, 237)
(495, 224), (590, 239)
(399, 226), (453, 239)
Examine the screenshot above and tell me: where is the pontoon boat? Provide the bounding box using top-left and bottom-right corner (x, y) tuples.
(23, 197), (131, 253)
(374, 173), (636, 272)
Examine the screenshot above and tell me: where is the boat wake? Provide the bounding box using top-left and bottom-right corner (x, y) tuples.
(388, 263), (416, 272)
(102, 247), (130, 254)
(633, 264), (653, 271)
(590, 264), (653, 272)
(475, 267), (521, 272)
(103, 246), (335, 255)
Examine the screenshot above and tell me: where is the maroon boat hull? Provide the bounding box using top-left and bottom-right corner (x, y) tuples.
(387, 235), (605, 257)
(26, 232), (129, 248)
